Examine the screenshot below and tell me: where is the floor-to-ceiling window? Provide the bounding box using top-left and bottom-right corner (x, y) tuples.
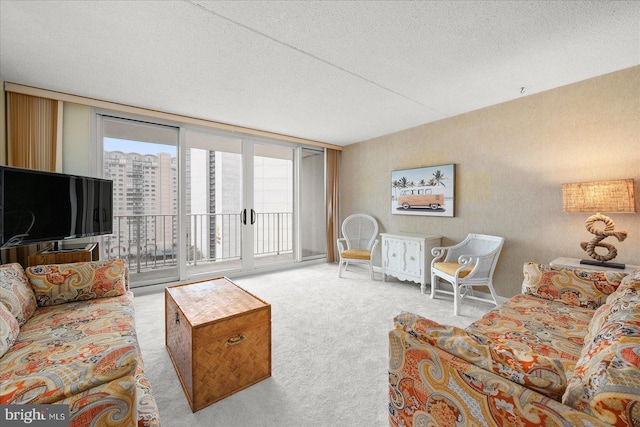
(97, 112), (324, 287)
(184, 128), (244, 277)
(98, 115), (180, 285)
(298, 147), (326, 260)
(249, 141), (295, 270)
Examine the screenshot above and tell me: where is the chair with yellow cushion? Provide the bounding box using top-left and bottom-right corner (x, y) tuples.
(337, 214), (379, 280)
(430, 233), (504, 315)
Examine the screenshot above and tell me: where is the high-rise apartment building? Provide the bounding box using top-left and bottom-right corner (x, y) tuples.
(103, 146), (292, 265)
(103, 150), (177, 258)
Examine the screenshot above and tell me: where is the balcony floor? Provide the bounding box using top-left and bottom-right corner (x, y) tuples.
(127, 252), (300, 286)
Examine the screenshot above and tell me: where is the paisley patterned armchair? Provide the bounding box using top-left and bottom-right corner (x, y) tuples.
(389, 263), (640, 427)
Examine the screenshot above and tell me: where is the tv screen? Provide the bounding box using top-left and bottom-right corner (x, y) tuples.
(0, 166), (113, 248)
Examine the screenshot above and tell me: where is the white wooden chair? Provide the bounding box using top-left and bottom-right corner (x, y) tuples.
(430, 233), (504, 315)
(337, 214), (379, 280)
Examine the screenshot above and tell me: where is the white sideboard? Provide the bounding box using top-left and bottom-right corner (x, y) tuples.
(381, 233), (442, 292)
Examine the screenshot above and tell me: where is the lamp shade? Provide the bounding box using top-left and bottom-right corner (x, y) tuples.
(562, 179), (636, 214)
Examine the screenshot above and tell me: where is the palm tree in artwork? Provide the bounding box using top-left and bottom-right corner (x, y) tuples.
(428, 170), (447, 188)
(392, 180), (400, 200)
(393, 176), (409, 200)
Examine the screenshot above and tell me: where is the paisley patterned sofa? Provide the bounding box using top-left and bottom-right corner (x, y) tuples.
(389, 262), (640, 427)
(0, 259), (159, 426)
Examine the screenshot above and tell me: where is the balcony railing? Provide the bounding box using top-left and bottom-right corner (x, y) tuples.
(103, 212), (293, 273)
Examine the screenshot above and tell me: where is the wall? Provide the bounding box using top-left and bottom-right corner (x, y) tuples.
(340, 66), (640, 298)
(0, 78), (5, 165)
(62, 103), (92, 176)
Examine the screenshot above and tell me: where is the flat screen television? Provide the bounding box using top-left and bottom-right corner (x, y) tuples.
(0, 166), (113, 248)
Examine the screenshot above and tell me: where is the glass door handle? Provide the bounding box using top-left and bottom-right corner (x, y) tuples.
(242, 209), (247, 225)
(251, 209), (256, 225)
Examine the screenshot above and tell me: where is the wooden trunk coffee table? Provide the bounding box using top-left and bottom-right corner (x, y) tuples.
(165, 277), (271, 412)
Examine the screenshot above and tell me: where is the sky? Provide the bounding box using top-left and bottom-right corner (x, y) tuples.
(104, 138), (176, 156)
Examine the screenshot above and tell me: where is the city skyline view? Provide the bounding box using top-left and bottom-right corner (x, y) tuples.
(102, 138), (293, 266)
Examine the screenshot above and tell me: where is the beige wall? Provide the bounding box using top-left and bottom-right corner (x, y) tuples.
(340, 66), (640, 298)
(0, 78), (5, 165)
(62, 103), (92, 176)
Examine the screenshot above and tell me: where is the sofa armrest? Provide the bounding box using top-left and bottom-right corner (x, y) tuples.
(562, 270), (640, 425)
(54, 375), (137, 427)
(389, 327), (609, 427)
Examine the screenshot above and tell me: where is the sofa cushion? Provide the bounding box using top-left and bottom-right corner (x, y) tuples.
(562, 270), (640, 425)
(522, 262), (626, 309)
(463, 293), (598, 401)
(0, 302), (19, 357)
(395, 311), (569, 400)
(0, 262), (37, 326)
(26, 259), (128, 307)
(0, 292), (139, 404)
(466, 293), (593, 362)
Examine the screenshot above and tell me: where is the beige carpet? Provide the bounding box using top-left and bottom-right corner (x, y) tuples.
(133, 263), (494, 427)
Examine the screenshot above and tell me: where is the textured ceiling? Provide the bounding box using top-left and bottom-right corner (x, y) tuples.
(1, 1), (638, 146)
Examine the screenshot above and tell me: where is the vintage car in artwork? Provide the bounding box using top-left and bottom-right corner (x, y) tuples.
(397, 187), (444, 210)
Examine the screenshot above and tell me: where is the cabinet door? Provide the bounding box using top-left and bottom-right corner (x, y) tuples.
(402, 240), (423, 278)
(383, 237), (404, 273)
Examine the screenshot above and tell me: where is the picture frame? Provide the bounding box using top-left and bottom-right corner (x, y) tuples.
(391, 164), (455, 217)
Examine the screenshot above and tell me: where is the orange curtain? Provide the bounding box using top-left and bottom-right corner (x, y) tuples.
(3, 92), (59, 266)
(325, 148), (340, 262)
(6, 92), (59, 171)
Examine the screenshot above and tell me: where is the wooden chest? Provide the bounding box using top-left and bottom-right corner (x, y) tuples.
(165, 277), (271, 412)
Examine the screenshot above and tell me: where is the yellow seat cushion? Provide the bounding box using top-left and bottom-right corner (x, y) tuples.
(434, 262), (475, 278)
(341, 249), (371, 260)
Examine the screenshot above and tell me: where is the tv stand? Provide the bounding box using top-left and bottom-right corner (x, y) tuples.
(27, 242), (99, 267)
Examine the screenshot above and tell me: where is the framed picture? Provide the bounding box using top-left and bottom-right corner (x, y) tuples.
(391, 164), (455, 217)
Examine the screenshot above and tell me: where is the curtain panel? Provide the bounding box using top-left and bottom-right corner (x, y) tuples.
(3, 92), (61, 266)
(325, 148), (340, 263)
(6, 92), (59, 171)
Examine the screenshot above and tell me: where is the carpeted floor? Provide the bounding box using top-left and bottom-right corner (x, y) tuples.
(133, 263), (494, 427)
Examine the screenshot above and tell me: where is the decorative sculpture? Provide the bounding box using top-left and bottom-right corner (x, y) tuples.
(580, 213), (627, 262)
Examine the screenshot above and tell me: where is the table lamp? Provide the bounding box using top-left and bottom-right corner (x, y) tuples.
(562, 179), (636, 269)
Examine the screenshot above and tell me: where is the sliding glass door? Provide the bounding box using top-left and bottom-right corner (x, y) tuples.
(298, 147), (326, 260)
(99, 115), (180, 285)
(185, 133), (295, 276)
(249, 142), (295, 269)
(184, 129), (244, 277)
(98, 113), (324, 286)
